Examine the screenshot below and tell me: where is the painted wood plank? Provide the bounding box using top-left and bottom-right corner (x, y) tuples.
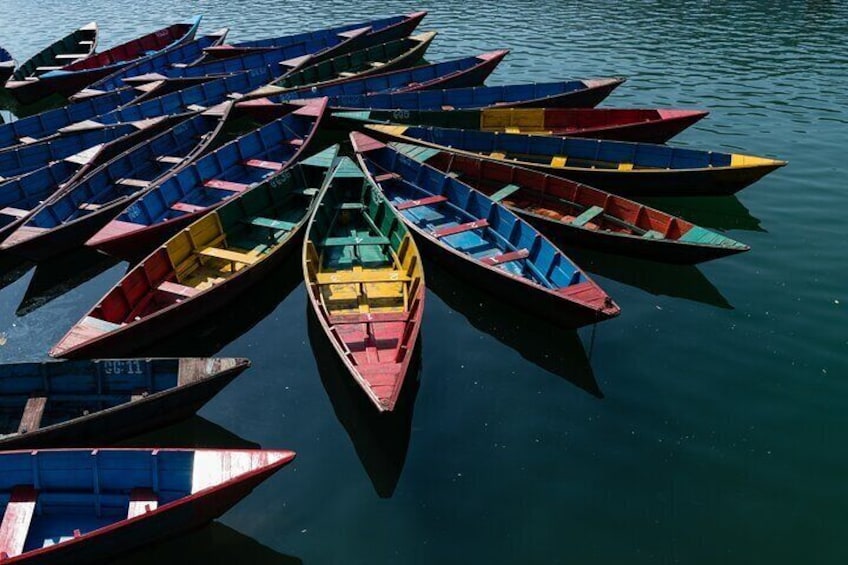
(171, 202), (206, 214)
(433, 219), (490, 238)
(156, 155), (183, 164)
(116, 178), (149, 189)
(204, 179), (250, 193)
(0, 486), (37, 558)
(0, 208), (29, 219)
(243, 159), (283, 171)
(570, 206), (604, 227)
(489, 184), (521, 203)
(320, 235), (390, 247)
(481, 248), (530, 266)
(245, 217), (297, 231)
(316, 270), (410, 285)
(198, 247), (259, 265)
(157, 281), (200, 298)
(395, 195), (448, 210)
(18, 397), (47, 434)
(127, 488), (157, 519)
(328, 311), (410, 324)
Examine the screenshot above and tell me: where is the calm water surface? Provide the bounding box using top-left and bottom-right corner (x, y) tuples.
(0, 1), (846, 563)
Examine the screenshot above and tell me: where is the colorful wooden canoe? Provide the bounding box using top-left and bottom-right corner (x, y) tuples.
(361, 124), (788, 197)
(324, 78), (626, 111)
(54, 147), (336, 359)
(0, 60), (308, 153)
(0, 115), (191, 244)
(351, 132), (620, 327)
(0, 106), (233, 261)
(303, 156), (425, 412)
(86, 98), (328, 260)
(257, 50), (509, 102)
(266, 31), (436, 91)
(0, 358), (249, 449)
(0, 447), (294, 563)
(8, 22), (98, 84)
(202, 12), (427, 61)
(72, 29), (230, 101)
(0, 46), (13, 85)
(336, 107), (709, 143)
(391, 142), (750, 263)
(5, 17), (201, 104)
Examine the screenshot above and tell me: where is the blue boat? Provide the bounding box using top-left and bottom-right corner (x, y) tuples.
(0, 447), (294, 563)
(72, 29), (231, 100)
(0, 113), (192, 243)
(0, 358), (250, 449)
(87, 98), (328, 260)
(0, 106), (236, 261)
(203, 12), (426, 58)
(259, 50), (509, 103)
(361, 124), (788, 197)
(0, 45), (14, 84)
(350, 131), (620, 328)
(326, 78), (625, 111)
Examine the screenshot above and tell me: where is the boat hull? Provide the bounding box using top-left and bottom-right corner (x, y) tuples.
(509, 79), (624, 109)
(87, 210), (199, 261)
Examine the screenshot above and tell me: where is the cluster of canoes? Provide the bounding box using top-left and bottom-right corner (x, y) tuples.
(0, 11), (785, 562)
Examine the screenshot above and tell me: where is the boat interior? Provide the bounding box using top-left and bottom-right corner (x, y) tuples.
(65, 22), (195, 71)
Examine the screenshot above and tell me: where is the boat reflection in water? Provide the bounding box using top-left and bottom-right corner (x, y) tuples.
(308, 306), (421, 499)
(140, 253), (304, 357)
(113, 521), (302, 565)
(16, 246), (120, 316)
(116, 414), (261, 450)
(425, 259), (602, 398)
(639, 195), (765, 233)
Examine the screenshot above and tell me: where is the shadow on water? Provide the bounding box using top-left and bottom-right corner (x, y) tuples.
(566, 247), (734, 310)
(308, 306), (420, 499)
(115, 415), (261, 450)
(0, 253), (32, 294)
(113, 521), (302, 565)
(639, 195), (765, 233)
(139, 253), (304, 357)
(16, 247), (120, 316)
(424, 260), (603, 398)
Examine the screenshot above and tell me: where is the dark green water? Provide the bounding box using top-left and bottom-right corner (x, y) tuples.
(1, 1), (846, 563)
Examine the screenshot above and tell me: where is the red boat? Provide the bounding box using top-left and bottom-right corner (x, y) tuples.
(0, 448), (294, 563)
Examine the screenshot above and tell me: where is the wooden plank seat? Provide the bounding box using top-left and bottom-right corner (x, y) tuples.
(489, 184), (521, 203)
(374, 172), (401, 183)
(243, 159), (283, 171)
(642, 229), (664, 239)
(78, 203), (102, 211)
(338, 203), (364, 211)
(18, 397), (47, 434)
(550, 156), (567, 168)
(156, 155), (183, 165)
(198, 246), (259, 265)
(395, 195), (448, 211)
(116, 178), (149, 189)
(481, 248), (530, 266)
(81, 316), (122, 332)
(170, 202), (206, 214)
(570, 206), (604, 227)
(0, 208), (29, 219)
(369, 61), (386, 68)
(54, 53), (89, 60)
(130, 390), (148, 402)
(316, 270), (410, 285)
(295, 187), (319, 197)
(127, 488), (158, 519)
(0, 486), (38, 559)
(338, 71), (357, 78)
(79, 40), (95, 45)
(289, 138), (304, 147)
(36, 66), (63, 71)
(433, 219), (490, 238)
(186, 104), (206, 112)
(17, 137), (38, 145)
(244, 216), (297, 231)
(320, 235), (390, 247)
(204, 179), (250, 193)
(328, 310), (410, 324)
(157, 280), (199, 298)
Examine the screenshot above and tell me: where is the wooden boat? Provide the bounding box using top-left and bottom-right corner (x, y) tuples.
(324, 78), (626, 112)
(257, 50), (509, 102)
(5, 17), (201, 104)
(86, 97), (328, 260)
(0, 358), (249, 449)
(361, 124), (788, 197)
(303, 156), (425, 412)
(202, 12), (427, 61)
(351, 132), (620, 327)
(54, 148), (337, 359)
(0, 106), (233, 261)
(266, 32), (436, 91)
(8, 23), (98, 85)
(390, 141), (750, 263)
(0, 447), (294, 563)
(0, 115), (191, 244)
(335, 106), (709, 143)
(0, 59), (303, 153)
(0, 46), (15, 85)
(71, 29), (230, 101)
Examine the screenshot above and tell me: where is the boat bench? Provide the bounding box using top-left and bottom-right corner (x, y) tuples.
(243, 217), (297, 232)
(156, 155), (184, 165)
(337, 203), (365, 211)
(157, 280), (199, 298)
(294, 187), (319, 197)
(198, 246), (259, 265)
(243, 159), (283, 171)
(18, 396), (47, 434)
(320, 235), (390, 247)
(0, 208), (29, 219)
(0, 486), (38, 559)
(480, 248), (530, 266)
(204, 179), (250, 193)
(395, 195), (447, 211)
(127, 488), (158, 519)
(489, 184), (521, 203)
(642, 230), (664, 239)
(316, 270), (410, 285)
(170, 202), (206, 214)
(116, 178), (150, 189)
(433, 219), (489, 238)
(328, 310), (410, 324)
(36, 66), (63, 72)
(54, 53), (88, 60)
(81, 316), (122, 332)
(570, 206), (604, 227)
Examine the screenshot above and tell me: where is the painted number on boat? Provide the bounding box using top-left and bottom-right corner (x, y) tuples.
(102, 360), (144, 375)
(270, 171), (291, 187)
(392, 110), (410, 120)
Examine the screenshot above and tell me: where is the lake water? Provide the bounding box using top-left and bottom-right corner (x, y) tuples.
(0, 0), (846, 563)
